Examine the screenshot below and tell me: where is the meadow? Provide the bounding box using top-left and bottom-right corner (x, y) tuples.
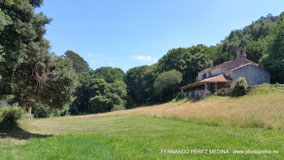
(96, 85), (284, 129)
(0, 86), (284, 160)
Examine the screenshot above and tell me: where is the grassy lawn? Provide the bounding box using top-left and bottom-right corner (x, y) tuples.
(0, 115), (284, 160)
(1, 86), (284, 160)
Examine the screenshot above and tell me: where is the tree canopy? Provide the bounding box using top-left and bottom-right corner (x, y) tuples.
(261, 13), (284, 83)
(70, 67), (127, 114)
(0, 0), (77, 111)
(124, 65), (155, 107)
(64, 50), (89, 74)
(154, 69), (182, 102)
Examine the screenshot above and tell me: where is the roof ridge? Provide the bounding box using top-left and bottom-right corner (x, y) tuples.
(198, 60), (234, 73)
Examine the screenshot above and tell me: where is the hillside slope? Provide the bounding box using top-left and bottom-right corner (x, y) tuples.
(93, 86), (284, 129)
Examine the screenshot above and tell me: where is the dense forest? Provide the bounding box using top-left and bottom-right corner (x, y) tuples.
(1, 0), (284, 117)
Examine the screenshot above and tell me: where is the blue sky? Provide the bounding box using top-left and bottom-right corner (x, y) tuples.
(37, 0), (284, 72)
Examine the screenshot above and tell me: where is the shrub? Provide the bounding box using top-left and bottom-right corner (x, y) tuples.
(215, 88), (233, 96)
(33, 105), (50, 118)
(0, 107), (24, 124)
(33, 104), (70, 118)
(232, 77), (248, 97)
(111, 105), (125, 111)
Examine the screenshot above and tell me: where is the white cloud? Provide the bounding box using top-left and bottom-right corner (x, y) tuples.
(86, 53), (102, 58)
(132, 55), (154, 62)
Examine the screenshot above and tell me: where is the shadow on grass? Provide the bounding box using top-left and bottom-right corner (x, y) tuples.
(0, 123), (52, 140)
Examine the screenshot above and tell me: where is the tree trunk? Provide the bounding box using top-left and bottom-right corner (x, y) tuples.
(28, 106), (32, 117)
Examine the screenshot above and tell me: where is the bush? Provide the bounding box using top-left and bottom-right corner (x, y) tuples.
(111, 105), (125, 111)
(0, 107), (24, 124)
(33, 105), (50, 118)
(232, 77), (248, 97)
(33, 104), (70, 118)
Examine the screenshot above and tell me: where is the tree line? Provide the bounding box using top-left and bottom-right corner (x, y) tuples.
(1, 0), (284, 116)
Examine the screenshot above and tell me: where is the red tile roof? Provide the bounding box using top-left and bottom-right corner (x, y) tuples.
(200, 74), (232, 83)
(181, 74), (232, 90)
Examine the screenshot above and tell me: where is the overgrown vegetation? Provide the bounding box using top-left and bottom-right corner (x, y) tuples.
(0, 107), (23, 124)
(101, 85), (284, 129)
(232, 77), (248, 96)
(249, 84), (284, 95)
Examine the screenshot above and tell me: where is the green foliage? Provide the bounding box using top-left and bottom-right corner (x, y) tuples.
(245, 40), (267, 63)
(88, 79), (126, 113)
(232, 77), (248, 97)
(157, 45), (213, 85)
(124, 65), (155, 107)
(32, 104), (50, 118)
(261, 13), (284, 83)
(4, 0), (42, 7)
(0, 0), (52, 96)
(93, 67), (124, 83)
(88, 79), (112, 113)
(123, 45), (212, 105)
(218, 14), (278, 64)
(64, 50), (89, 73)
(37, 56), (78, 109)
(171, 96), (189, 105)
(0, 0), (77, 113)
(71, 67), (127, 114)
(111, 104), (125, 111)
(154, 69), (182, 101)
(32, 103), (69, 118)
(0, 107), (24, 124)
(249, 84), (284, 95)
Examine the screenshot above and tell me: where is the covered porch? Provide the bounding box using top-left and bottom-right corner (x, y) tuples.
(181, 74), (232, 98)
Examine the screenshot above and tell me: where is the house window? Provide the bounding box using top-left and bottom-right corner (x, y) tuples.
(209, 71), (212, 77)
(202, 73), (206, 79)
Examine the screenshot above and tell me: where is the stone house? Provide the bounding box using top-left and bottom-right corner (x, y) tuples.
(181, 48), (270, 98)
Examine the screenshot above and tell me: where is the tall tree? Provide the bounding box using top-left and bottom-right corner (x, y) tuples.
(124, 65), (155, 107)
(88, 78), (126, 113)
(154, 69), (182, 102)
(261, 13), (284, 83)
(70, 67), (127, 114)
(64, 50), (89, 73)
(0, 0), (77, 112)
(157, 45), (212, 85)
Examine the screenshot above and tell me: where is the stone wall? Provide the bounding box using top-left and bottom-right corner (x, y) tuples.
(232, 64), (270, 87)
(197, 56), (253, 82)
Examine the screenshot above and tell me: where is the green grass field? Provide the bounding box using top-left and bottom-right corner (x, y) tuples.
(0, 115), (283, 160)
(1, 86), (284, 160)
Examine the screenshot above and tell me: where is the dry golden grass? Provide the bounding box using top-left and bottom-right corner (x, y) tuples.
(89, 92), (284, 129)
